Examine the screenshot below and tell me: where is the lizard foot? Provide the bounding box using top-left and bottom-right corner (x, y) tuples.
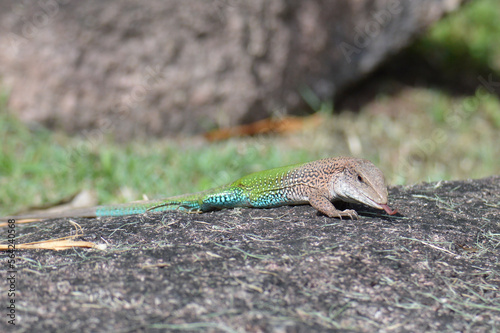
(328, 209), (359, 220)
(308, 193), (359, 220)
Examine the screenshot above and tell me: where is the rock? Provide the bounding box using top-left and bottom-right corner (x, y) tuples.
(0, 0), (465, 139)
(4, 175), (499, 331)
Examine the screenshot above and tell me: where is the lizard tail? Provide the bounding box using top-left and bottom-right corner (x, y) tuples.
(94, 199), (195, 216)
(0, 207), (99, 222)
(1, 192), (210, 221)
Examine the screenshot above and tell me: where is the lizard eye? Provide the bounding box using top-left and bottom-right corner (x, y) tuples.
(357, 175), (364, 182)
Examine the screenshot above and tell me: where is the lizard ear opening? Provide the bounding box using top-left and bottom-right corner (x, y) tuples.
(357, 175), (364, 183)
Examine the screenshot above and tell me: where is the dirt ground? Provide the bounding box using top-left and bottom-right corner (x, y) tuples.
(1, 176), (499, 332)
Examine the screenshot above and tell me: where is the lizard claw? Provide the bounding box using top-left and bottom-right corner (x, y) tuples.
(334, 209), (358, 220)
(344, 209), (359, 220)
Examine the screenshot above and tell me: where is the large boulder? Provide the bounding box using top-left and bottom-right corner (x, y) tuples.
(3, 176), (499, 331)
(0, 0), (465, 139)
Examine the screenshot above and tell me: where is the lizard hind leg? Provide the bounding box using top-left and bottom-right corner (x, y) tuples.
(308, 192), (359, 220)
(146, 200), (199, 213)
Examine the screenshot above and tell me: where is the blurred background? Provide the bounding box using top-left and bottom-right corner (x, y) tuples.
(0, 0), (499, 216)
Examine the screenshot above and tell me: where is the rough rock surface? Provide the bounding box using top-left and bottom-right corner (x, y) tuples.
(0, 0), (466, 139)
(1, 176), (498, 332)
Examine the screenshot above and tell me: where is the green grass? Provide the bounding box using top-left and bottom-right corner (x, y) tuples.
(1, 0), (499, 216)
(425, 0), (500, 71)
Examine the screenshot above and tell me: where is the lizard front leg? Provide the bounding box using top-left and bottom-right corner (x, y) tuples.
(308, 192), (359, 219)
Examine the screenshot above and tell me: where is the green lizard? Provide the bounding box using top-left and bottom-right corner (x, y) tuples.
(3, 157), (397, 221)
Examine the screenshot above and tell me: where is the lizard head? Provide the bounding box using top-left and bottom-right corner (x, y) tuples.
(332, 158), (391, 212)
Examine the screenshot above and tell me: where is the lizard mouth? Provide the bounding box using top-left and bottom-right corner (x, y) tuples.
(341, 191), (398, 216)
(363, 197), (398, 215)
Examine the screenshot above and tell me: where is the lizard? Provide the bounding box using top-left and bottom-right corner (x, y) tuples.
(2, 157), (397, 221)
